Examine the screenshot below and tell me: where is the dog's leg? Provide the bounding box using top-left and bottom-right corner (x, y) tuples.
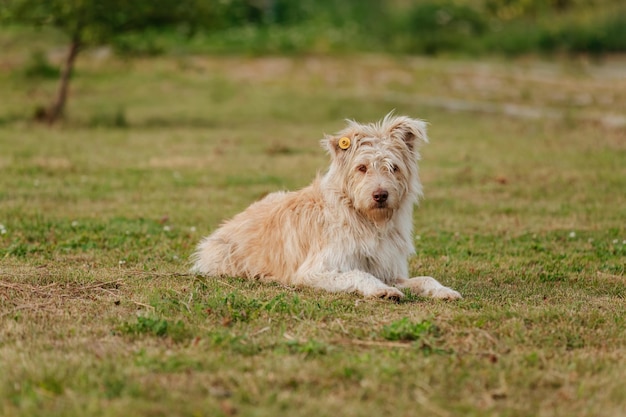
(396, 277), (462, 300)
(299, 270), (405, 300)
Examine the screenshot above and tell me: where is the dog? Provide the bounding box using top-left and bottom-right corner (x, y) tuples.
(191, 114), (461, 300)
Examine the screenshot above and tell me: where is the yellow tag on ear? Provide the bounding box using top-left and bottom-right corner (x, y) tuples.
(338, 137), (351, 150)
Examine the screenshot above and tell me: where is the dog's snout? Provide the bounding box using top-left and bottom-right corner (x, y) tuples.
(372, 189), (388, 203)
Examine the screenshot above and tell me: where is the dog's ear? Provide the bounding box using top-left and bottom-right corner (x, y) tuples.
(386, 115), (429, 151)
(321, 135), (339, 157)
(321, 127), (358, 158)
(321, 135), (339, 155)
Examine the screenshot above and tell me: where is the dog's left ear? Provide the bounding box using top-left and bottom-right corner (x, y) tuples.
(387, 116), (429, 151)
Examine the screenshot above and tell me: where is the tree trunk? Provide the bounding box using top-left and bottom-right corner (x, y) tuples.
(47, 38), (81, 124)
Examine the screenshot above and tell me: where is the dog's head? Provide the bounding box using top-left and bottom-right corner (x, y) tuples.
(321, 113), (428, 224)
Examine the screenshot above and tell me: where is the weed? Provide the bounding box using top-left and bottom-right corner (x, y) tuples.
(380, 318), (437, 342)
(119, 316), (190, 342)
(284, 339), (328, 357)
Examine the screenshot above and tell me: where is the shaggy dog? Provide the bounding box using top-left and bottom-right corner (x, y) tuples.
(191, 114), (461, 300)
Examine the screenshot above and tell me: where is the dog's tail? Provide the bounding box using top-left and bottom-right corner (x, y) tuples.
(189, 235), (236, 276)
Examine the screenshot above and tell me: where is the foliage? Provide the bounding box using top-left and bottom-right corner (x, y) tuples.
(485, 0), (593, 20)
(1, 0), (625, 57)
(0, 0), (214, 43)
(399, 1), (488, 55)
(540, 12), (626, 54)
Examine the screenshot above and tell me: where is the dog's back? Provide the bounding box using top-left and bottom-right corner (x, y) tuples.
(191, 180), (327, 283)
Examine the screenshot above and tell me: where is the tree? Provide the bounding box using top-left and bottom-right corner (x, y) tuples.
(0, 0), (215, 124)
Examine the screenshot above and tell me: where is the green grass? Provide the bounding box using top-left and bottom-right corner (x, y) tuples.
(1, 35), (626, 416)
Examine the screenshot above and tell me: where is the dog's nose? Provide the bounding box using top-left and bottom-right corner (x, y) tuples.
(372, 189), (388, 203)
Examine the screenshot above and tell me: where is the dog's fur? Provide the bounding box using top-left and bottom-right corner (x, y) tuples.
(191, 114), (461, 300)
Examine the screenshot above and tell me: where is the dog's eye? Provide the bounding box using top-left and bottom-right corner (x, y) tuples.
(392, 165), (399, 173)
(357, 165), (368, 173)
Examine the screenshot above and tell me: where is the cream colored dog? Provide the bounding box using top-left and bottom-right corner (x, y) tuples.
(191, 114), (461, 300)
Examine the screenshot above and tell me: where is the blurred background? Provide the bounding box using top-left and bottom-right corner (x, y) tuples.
(4, 0), (626, 56)
(1, 0), (625, 125)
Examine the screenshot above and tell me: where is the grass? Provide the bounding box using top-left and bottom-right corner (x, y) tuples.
(1, 33), (626, 416)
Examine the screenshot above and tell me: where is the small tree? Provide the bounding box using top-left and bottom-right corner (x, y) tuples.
(0, 0), (215, 124)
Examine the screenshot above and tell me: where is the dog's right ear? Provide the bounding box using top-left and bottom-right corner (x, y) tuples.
(321, 135), (336, 155)
(321, 133), (354, 158)
(322, 119), (363, 158)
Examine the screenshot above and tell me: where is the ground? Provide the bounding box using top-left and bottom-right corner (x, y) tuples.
(0, 36), (625, 416)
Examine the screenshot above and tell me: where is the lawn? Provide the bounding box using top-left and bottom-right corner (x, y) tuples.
(1, 35), (625, 416)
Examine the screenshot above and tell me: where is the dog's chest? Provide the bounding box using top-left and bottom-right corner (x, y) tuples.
(342, 232), (406, 278)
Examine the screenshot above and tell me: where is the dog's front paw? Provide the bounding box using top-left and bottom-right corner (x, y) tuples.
(428, 286), (462, 300)
(368, 287), (405, 301)
(399, 276), (462, 300)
